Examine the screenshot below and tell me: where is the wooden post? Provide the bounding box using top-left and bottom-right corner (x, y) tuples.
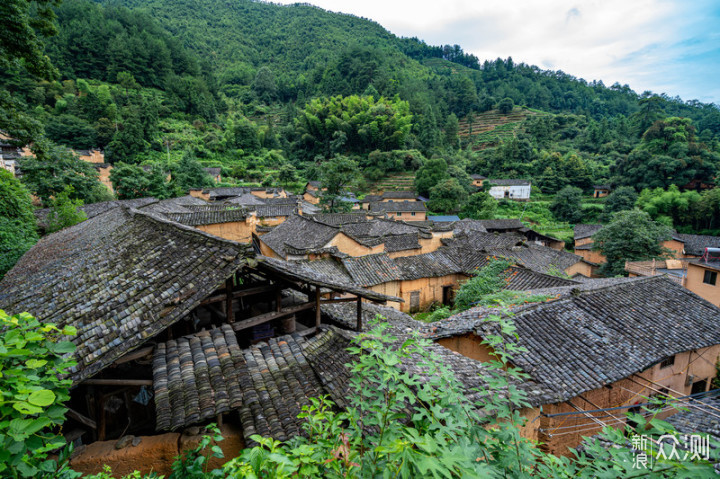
(276, 287), (282, 313)
(315, 287), (321, 328)
(356, 296), (363, 332)
(225, 278), (234, 323)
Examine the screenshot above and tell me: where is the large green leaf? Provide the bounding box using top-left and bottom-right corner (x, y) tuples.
(28, 390), (56, 407)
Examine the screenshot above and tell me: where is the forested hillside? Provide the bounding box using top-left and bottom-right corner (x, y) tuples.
(3, 0), (720, 211)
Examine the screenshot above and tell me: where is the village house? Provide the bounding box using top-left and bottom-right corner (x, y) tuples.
(204, 167), (222, 183)
(190, 187), (289, 202)
(684, 249), (720, 307)
(575, 224), (720, 266)
(255, 214), (451, 261)
(369, 200), (427, 221)
(0, 205), (400, 473)
(487, 179), (531, 201)
(429, 276), (720, 455)
(593, 185), (611, 198)
(470, 174), (486, 188)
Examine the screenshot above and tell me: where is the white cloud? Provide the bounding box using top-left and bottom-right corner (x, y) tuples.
(273, 0), (718, 102)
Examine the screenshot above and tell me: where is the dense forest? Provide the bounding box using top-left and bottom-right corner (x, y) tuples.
(2, 0), (720, 213)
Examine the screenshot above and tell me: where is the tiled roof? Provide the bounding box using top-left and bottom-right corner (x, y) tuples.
(430, 276), (720, 405)
(361, 195), (382, 203)
(307, 181), (322, 188)
(259, 215), (339, 257)
(381, 191), (417, 199)
(342, 254), (402, 285)
(204, 167), (222, 176)
(225, 193), (266, 206)
(165, 208), (248, 226)
(666, 396), (720, 440)
(487, 179), (531, 186)
(383, 234), (422, 252)
(309, 213), (370, 226)
(0, 207), (248, 385)
(140, 196), (209, 214)
(450, 219), (488, 234)
(394, 250), (460, 280)
(483, 244), (583, 274)
(35, 197), (159, 228)
(427, 215), (461, 222)
(154, 326), (325, 442)
(476, 219), (524, 231)
(574, 224), (603, 240)
(470, 174), (486, 180)
(677, 234), (720, 256)
(254, 256), (402, 302)
(369, 201), (427, 213)
(206, 187), (249, 199)
(502, 266), (579, 290)
(688, 259), (720, 273)
(251, 204), (296, 218)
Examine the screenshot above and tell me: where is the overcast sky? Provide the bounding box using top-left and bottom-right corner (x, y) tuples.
(274, 0), (720, 104)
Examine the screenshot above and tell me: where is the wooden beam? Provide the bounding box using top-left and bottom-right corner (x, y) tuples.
(315, 287), (321, 328)
(83, 379), (154, 386)
(225, 278), (234, 324)
(112, 346), (154, 366)
(200, 284), (278, 306)
(356, 296), (363, 332)
(67, 408), (97, 430)
(320, 297), (357, 304)
(231, 302), (315, 332)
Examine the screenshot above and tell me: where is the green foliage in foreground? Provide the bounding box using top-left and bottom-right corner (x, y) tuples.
(3, 311), (718, 477)
(0, 311), (78, 478)
(0, 170), (38, 280)
(46, 187), (87, 233)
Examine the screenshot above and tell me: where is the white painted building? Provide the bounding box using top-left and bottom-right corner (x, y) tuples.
(487, 179), (531, 201)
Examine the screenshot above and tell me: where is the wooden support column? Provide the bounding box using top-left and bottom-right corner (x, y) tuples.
(276, 287), (282, 312)
(356, 296), (363, 332)
(315, 287), (321, 328)
(225, 278), (234, 324)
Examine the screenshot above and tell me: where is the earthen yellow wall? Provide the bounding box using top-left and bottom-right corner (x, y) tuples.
(685, 264), (720, 306)
(78, 149), (105, 164)
(189, 190), (210, 201)
(472, 179), (484, 187)
(258, 239), (281, 259)
(437, 334), (496, 362)
(396, 274), (465, 312)
(663, 239), (685, 258)
(386, 235), (445, 259)
(197, 221), (254, 243)
(327, 233), (383, 257)
(386, 211), (427, 221)
(303, 192), (320, 204)
(564, 260), (596, 277)
(258, 216), (288, 227)
(574, 248), (606, 265)
(574, 237), (594, 247)
(252, 190), (288, 199)
(593, 189), (609, 198)
(97, 165), (114, 193)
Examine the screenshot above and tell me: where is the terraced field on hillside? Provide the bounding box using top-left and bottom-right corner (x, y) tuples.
(458, 108), (544, 149)
(369, 172), (416, 193)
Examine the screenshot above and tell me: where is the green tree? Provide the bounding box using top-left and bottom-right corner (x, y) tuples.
(460, 191), (497, 219)
(550, 186), (584, 223)
(320, 156), (360, 212)
(0, 0), (59, 143)
(0, 170), (38, 279)
(171, 151), (213, 196)
(414, 157), (450, 197)
(444, 113), (459, 149)
(19, 144), (111, 206)
(46, 186), (87, 233)
(593, 210), (674, 276)
(427, 178), (467, 213)
(497, 97), (514, 114)
(277, 164), (298, 189)
(106, 110), (146, 164)
(0, 311), (78, 478)
(252, 66), (278, 103)
(110, 162), (151, 200)
(603, 186), (638, 218)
